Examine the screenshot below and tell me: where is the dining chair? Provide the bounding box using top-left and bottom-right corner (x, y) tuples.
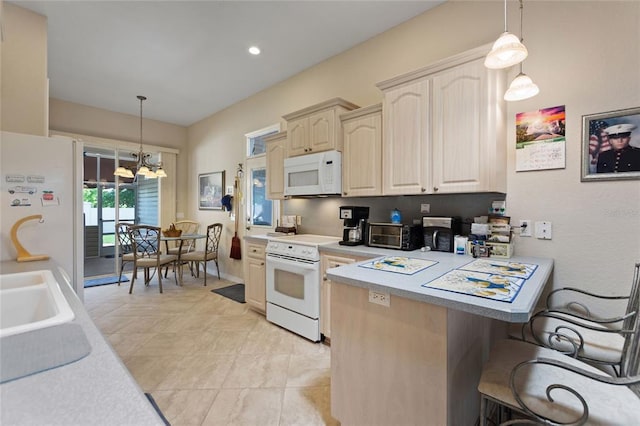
(127, 225), (178, 294)
(163, 220), (200, 278)
(166, 220), (200, 255)
(180, 223), (222, 286)
(479, 264), (640, 425)
(115, 222), (135, 285)
(478, 338), (640, 425)
(511, 262), (640, 376)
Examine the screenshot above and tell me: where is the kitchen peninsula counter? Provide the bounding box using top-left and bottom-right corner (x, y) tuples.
(0, 260), (164, 426)
(323, 246), (553, 426)
(323, 244), (553, 323)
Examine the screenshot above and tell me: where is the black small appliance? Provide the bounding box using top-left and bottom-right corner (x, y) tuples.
(423, 216), (461, 252)
(339, 206), (369, 246)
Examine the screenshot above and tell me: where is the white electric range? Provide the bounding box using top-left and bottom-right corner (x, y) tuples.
(265, 234), (340, 342)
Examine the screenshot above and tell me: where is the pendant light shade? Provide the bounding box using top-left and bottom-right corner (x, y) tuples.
(484, 32), (528, 69)
(504, 71), (539, 101)
(504, 0), (539, 101)
(485, 0), (528, 69)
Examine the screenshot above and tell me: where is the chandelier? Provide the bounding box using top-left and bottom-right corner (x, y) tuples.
(114, 95), (167, 179)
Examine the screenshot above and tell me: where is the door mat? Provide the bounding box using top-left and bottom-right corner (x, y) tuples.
(84, 276), (129, 288)
(211, 284), (245, 304)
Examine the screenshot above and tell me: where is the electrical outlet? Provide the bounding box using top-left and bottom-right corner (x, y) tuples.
(296, 215), (301, 225)
(420, 203), (430, 213)
(368, 290), (390, 307)
(520, 220), (532, 237)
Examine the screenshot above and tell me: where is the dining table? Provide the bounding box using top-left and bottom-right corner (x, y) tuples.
(161, 233), (206, 285)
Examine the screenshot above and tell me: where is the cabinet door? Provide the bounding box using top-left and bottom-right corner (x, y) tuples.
(246, 256), (266, 313)
(287, 117), (309, 157)
(431, 58), (506, 193)
(308, 109), (335, 153)
(266, 136), (286, 200)
(382, 79), (431, 195)
(342, 111), (382, 197)
(320, 254), (371, 339)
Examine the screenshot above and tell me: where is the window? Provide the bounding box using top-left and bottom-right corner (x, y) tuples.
(245, 124), (280, 229)
(246, 124), (279, 158)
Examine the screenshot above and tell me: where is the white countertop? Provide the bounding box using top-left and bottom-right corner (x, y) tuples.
(322, 243), (553, 323)
(0, 260), (164, 426)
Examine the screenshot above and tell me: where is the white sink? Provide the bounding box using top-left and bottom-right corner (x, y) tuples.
(0, 270), (75, 338)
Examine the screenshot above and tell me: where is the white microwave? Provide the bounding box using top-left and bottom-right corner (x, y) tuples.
(283, 150), (342, 196)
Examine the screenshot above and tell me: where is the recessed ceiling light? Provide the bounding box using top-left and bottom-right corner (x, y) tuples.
(248, 46), (261, 55)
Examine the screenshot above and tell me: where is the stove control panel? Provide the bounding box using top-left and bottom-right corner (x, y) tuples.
(266, 241), (320, 261)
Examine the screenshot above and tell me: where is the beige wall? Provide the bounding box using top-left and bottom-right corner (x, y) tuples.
(188, 1), (640, 293)
(48, 98), (189, 221)
(1, 2), (48, 135)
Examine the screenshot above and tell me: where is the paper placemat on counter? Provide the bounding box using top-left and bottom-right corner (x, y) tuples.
(359, 256), (437, 275)
(422, 269), (525, 303)
(458, 259), (537, 279)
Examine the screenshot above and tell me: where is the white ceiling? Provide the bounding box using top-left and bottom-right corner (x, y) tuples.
(12, 1), (446, 127)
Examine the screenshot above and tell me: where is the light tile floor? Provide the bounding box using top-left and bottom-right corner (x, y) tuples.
(84, 272), (339, 426)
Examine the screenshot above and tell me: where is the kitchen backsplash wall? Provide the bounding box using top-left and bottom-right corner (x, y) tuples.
(283, 193), (505, 237)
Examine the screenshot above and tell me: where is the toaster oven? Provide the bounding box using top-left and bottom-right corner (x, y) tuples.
(367, 223), (423, 251)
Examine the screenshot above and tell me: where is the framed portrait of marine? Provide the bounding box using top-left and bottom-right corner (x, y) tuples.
(582, 106), (640, 182)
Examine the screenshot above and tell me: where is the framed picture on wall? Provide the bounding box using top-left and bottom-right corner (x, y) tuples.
(582, 107), (640, 181)
(198, 171), (225, 210)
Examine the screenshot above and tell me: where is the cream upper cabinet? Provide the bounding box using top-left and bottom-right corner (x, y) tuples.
(377, 43), (506, 195)
(341, 104), (383, 197)
(264, 131), (287, 200)
(245, 242), (267, 314)
(380, 79), (431, 195)
(431, 57), (506, 193)
(283, 98), (359, 157)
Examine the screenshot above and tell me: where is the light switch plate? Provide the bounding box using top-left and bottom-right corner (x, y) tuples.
(535, 221), (552, 240)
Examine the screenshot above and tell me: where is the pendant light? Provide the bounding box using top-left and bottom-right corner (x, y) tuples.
(114, 95), (167, 179)
(484, 0), (528, 69)
(504, 0), (539, 101)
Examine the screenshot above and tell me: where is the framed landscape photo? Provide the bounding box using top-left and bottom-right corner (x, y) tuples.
(582, 107), (640, 182)
(199, 171), (225, 210)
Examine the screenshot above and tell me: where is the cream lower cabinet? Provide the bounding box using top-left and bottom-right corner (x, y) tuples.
(245, 242), (266, 314)
(340, 104), (383, 197)
(320, 253), (372, 339)
(377, 44), (506, 195)
(264, 131), (287, 200)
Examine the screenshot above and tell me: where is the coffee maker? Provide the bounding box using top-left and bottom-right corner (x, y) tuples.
(339, 206), (369, 246)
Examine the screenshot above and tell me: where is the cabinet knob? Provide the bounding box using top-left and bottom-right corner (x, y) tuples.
(421, 187), (426, 192)
(252, 249), (257, 252)
(260, 262), (264, 266)
(433, 187), (439, 192)
(343, 192), (347, 196)
(304, 148), (309, 152)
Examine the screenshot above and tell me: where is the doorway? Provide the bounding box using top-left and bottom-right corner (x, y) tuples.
(83, 146), (158, 278)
